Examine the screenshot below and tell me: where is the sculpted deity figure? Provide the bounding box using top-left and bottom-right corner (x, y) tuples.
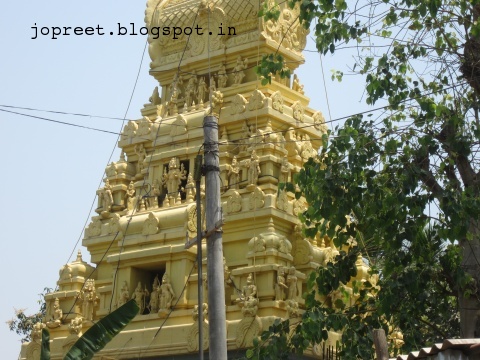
(69, 316), (83, 336)
(275, 267), (288, 301)
(197, 77), (208, 104)
(233, 56), (248, 85)
(124, 181), (136, 211)
(131, 281), (149, 314)
(185, 172), (196, 203)
(286, 266), (298, 300)
(164, 158), (186, 200)
(238, 273), (258, 317)
(218, 63), (228, 88)
(148, 275), (161, 313)
(159, 274), (176, 310)
(118, 281), (130, 307)
(279, 155), (293, 184)
(47, 298), (63, 328)
(184, 74), (197, 107)
(292, 74), (304, 94)
(80, 279), (98, 321)
(168, 73), (183, 100)
(244, 151), (261, 186)
(134, 144), (147, 174)
(31, 322), (46, 342)
(101, 179), (114, 212)
(227, 156), (240, 189)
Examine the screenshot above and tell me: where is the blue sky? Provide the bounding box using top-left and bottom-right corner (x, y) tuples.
(0, 1), (367, 358)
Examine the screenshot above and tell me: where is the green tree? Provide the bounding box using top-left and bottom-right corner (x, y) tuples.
(254, 0), (480, 357)
(6, 288), (52, 342)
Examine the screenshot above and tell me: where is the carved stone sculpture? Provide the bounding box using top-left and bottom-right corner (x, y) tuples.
(164, 157), (186, 202)
(233, 56), (248, 85)
(118, 281), (130, 307)
(68, 316), (83, 336)
(227, 156), (240, 189)
(243, 150), (261, 188)
(159, 273), (176, 312)
(124, 181), (136, 211)
(149, 86), (161, 105)
(134, 144), (147, 174)
(131, 281), (149, 314)
(185, 173), (196, 203)
(279, 155), (292, 184)
(142, 212), (159, 235)
(80, 279), (98, 321)
(286, 266), (298, 300)
(197, 77), (208, 104)
(184, 74), (197, 108)
(101, 179), (114, 212)
(148, 275), (161, 313)
(275, 267), (288, 301)
(292, 74), (305, 94)
(218, 64), (228, 88)
(46, 298), (63, 328)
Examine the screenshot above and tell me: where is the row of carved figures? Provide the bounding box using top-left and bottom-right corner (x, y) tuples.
(117, 274), (176, 315)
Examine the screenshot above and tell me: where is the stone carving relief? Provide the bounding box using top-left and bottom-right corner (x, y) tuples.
(184, 73), (197, 108)
(286, 266), (299, 300)
(227, 156), (241, 190)
(68, 316), (83, 336)
(243, 150), (261, 190)
(300, 134), (317, 161)
(80, 279), (98, 321)
(247, 89), (267, 111)
(142, 212), (159, 235)
(233, 56), (248, 85)
(131, 281), (149, 314)
(186, 304), (209, 352)
(313, 111), (328, 133)
(286, 299), (300, 318)
(226, 190), (242, 214)
(188, 6), (226, 57)
(122, 120), (138, 140)
(261, 1), (308, 53)
(137, 116), (153, 137)
(276, 188), (290, 212)
(279, 155), (293, 184)
(100, 179), (114, 213)
(185, 173), (196, 203)
(292, 101), (305, 122)
(271, 91), (284, 113)
(158, 273), (176, 316)
(217, 63), (228, 88)
(285, 127), (302, 156)
(293, 196), (307, 217)
(170, 114), (187, 137)
(149, 86), (161, 105)
(46, 298), (63, 328)
(124, 181), (136, 212)
(249, 187), (265, 210)
(231, 94), (248, 114)
(235, 273), (262, 347)
(163, 157), (186, 203)
(292, 74), (305, 94)
(106, 162), (117, 177)
(148, 276), (161, 313)
(85, 218), (102, 237)
(108, 213), (121, 235)
(134, 144), (147, 174)
(118, 281), (130, 308)
(275, 266), (288, 301)
(197, 77), (208, 105)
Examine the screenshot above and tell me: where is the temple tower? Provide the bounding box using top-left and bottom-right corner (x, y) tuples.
(19, 0), (345, 359)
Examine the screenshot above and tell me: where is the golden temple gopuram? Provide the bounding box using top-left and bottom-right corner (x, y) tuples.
(17, 0), (364, 358)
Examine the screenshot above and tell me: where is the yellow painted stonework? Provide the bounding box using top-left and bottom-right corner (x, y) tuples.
(18, 1), (356, 359)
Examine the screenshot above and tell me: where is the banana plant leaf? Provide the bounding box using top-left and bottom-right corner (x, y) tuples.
(64, 299), (139, 360)
(41, 328), (50, 360)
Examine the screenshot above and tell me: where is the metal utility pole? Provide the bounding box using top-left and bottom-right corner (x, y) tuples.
(195, 154), (204, 360)
(203, 114), (227, 359)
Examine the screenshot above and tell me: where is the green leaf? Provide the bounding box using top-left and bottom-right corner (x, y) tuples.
(64, 299), (139, 360)
(41, 329), (50, 360)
